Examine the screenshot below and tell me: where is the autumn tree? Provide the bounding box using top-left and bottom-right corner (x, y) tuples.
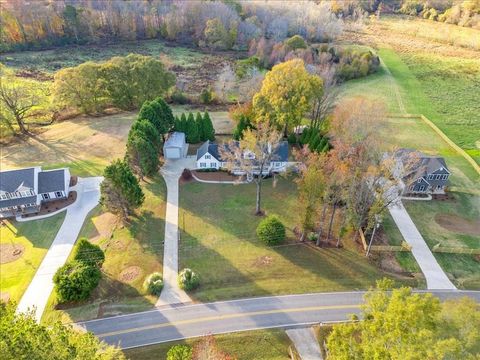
(253, 59), (323, 135)
(100, 160), (144, 221)
(0, 302), (125, 360)
(0, 66), (50, 135)
(327, 279), (480, 359)
(221, 122), (283, 215)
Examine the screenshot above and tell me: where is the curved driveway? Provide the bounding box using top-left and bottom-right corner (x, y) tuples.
(16, 177), (102, 322)
(80, 290), (480, 349)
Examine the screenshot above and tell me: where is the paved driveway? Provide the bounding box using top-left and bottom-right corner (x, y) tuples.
(156, 157), (195, 306)
(16, 177), (102, 322)
(388, 202), (456, 290)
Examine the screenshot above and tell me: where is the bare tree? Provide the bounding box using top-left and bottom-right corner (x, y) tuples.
(221, 122), (283, 215)
(309, 61), (338, 130)
(214, 64), (236, 102)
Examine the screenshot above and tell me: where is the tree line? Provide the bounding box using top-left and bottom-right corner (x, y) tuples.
(0, 0), (344, 53)
(174, 112), (215, 144)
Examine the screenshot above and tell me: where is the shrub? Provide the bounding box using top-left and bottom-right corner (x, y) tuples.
(170, 90), (189, 104)
(307, 232), (318, 242)
(199, 88), (214, 104)
(287, 133), (297, 144)
(53, 260), (101, 302)
(182, 168), (193, 180)
(256, 215), (286, 245)
(72, 237), (105, 267)
(285, 35), (307, 50)
(167, 345), (192, 360)
(143, 272), (164, 295)
(178, 268), (200, 291)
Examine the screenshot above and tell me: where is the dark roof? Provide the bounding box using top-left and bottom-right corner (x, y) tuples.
(0, 168), (36, 193)
(197, 140), (289, 162)
(0, 195), (38, 208)
(396, 149), (449, 182)
(38, 170), (67, 194)
(164, 132), (186, 148)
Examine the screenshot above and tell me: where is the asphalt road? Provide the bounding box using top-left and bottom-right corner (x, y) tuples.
(78, 290), (480, 349)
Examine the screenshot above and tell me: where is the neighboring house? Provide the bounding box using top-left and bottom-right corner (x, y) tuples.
(163, 132), (187, 159)
(196, 140), (289, 175)
(396, 149), (450, 196)
(0, 166), (71, 218)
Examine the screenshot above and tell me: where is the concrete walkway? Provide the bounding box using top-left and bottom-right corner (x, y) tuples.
(16, 177), (103, 322)
(156, 158), (194, 307)
(388, 202), (456, 290)
(286, 327), (323, 360)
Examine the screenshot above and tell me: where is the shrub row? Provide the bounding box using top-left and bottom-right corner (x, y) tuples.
(174, 112), (215, 144)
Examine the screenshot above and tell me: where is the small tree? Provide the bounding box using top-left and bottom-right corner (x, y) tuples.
(256, 215), (286, 245)
(178, 268), (200, 291)
(233, 114), (254, 140)
(221, 122), (283, 215)
(199, 88), (214, 104)
(285, 35), (307, 50)
(195, 112), (205, 141)
(53, 260), (101, 302)
(100, 160), (144, 221)
(72, 238), (105, 267)
(167, 345), (192, 360)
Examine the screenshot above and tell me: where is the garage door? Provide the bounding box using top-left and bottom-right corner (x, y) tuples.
(164, 147), (181, 159)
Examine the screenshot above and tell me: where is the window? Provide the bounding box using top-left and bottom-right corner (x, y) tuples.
(42, 193), (50, 200)
(55, 191), (63, 198)
(428, 175), (433, 180)
(200, 163), (206, 168)
(435, 174), (441, 180)
(436, 185), (442, 190)
(442, 174), (448, 180)
(0, 194), (6, 200)
(205, 154), (211, 159)
(419, 185), (426, 191)
(210, 162), (217, 168)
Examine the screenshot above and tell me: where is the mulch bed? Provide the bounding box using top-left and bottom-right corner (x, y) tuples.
(192, 170), (241, 182)
(22, 191), (77, 218)
(0, 243), (25, 264)
(70, 176), (78, 187)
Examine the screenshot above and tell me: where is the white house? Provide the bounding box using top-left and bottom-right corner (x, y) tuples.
(163, 132), (187, 159)
(0, 166), (71, 218)
(196, 140), (289, 175)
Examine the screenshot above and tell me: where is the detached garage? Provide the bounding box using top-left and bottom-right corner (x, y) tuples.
(163, 132), (187, 159)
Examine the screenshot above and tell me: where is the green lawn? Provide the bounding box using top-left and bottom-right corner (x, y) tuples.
(42, 176), (166, 324)
(125, 329), (291, 360)
(178, 177), (418, 303)
(0, 212), (65, 303)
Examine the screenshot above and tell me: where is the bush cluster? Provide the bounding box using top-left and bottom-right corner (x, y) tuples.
(256, 215), (286, 245)
(178, 268), (200, 291)
(53, 238), (104, 303)
(174, 112), (215, 144)
(143, 272), (164, 295)
(167, 345), (192, 360)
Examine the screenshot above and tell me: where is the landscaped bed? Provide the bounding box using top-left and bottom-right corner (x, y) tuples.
(178, 177), (419, 302)
(41, 176), (167, 324)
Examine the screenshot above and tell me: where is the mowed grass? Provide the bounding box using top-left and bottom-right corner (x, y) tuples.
(125, 329), (291, 360)
(380, 116), (480, 289)
(42, 176), (166, 324)
(0, 212), (65, 303)
(178, 177), (417, 302)
(1, 108), (235, 177)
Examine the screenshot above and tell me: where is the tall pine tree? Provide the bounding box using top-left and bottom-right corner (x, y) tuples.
(100, 160), (144, 220)
(131, 119), (161, 150)
(126, 130), (159, 179)
(203, 111), (215, 141)
(186, 112), (199, 143)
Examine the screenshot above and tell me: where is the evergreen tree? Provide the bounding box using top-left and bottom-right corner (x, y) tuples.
(137, 97), (174, 140)
(203, 111), (215, 141)
(180, 113), (187, 133)
(138, 101), (162, 133)
(186, 112), (199, 143)
(131, 119), (161, 150)
(317, 137), (328, 153)
(126, 131), (159, 178)
(100, 160), (144, 220)
(195, 112), (205, 141)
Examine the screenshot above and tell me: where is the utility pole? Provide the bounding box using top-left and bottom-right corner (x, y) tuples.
(366, 215), (381, 257)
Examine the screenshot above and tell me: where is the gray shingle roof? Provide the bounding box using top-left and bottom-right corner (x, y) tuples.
(0, 168), (36, 193)
(38, 170), (67, 194)
(0, 195), (38, 208)
(197, 140), (289, 162)
(164, 132), (186, 148)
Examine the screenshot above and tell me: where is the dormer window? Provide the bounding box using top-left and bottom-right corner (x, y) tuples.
(205, 154), (211, 159)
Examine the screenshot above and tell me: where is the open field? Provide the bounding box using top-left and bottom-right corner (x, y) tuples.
(178, 178), (419, 303)
(41, 176), (166, 324)
(344, 16), (480, 164)
(0, 212), (65, 303)
(1, 108), (235, 177)
(125, 329), (291, 360)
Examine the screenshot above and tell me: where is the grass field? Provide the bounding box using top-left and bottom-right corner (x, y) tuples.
(41, 176), (166, 324)
(178, 177), (418, 302)
(125, 329), (291, 360)
(0, 212), (65, 303)
(1, 108), (235, 177)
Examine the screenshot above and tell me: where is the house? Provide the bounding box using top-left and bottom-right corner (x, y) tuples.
(196, 140), (289, 175)
(0, 166), (71, 218)
(163, 132), (187, 159)
(396, 149), (450, 196)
